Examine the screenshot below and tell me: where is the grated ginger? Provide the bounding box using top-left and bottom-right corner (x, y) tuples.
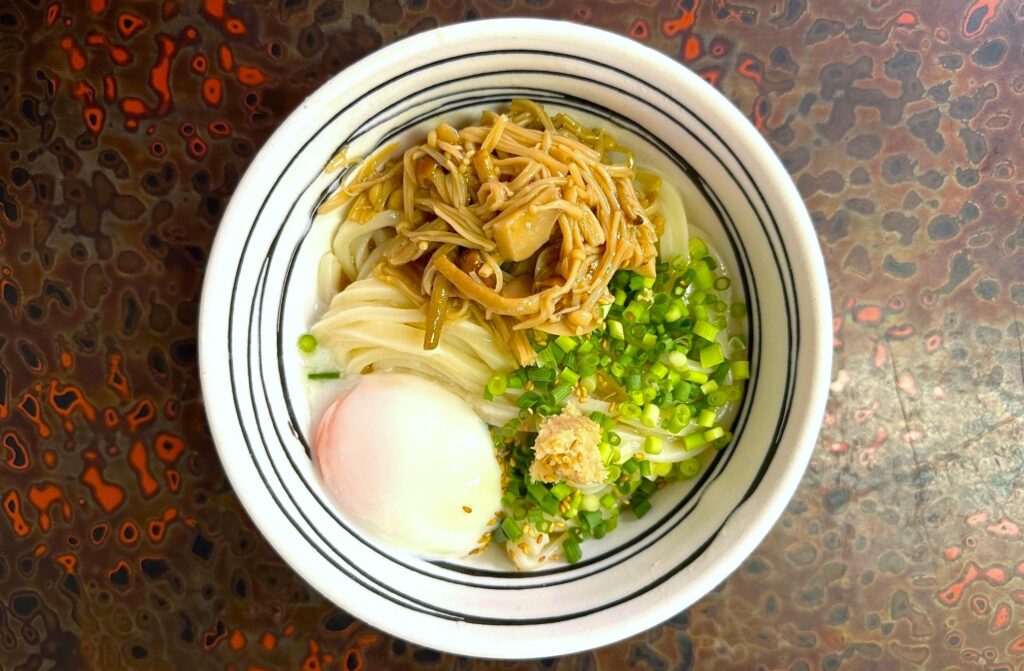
(529, 404), (605, 486)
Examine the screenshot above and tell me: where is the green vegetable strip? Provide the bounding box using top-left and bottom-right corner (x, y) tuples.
(699, 342), (724, 369)
(563, 537), (582, 563)
(501, 517), (523, 541)
(297, 334), (318, 353)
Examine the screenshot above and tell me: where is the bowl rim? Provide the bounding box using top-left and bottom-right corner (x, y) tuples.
(199, 17), (832, 658)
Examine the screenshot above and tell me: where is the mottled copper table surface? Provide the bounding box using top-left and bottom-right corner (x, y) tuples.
(2, 1), (1023, 669)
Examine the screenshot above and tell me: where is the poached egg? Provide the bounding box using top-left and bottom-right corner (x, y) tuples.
(314, 372), (501, 559)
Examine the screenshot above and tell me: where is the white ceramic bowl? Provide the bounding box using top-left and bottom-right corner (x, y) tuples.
(199, 18), (831, 659)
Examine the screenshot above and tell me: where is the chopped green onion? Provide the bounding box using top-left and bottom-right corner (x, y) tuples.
(623, 301), (648, 323)
(723, 385), (742, 402)
(699, 342), (725, 369)
(600, 493), (617, 509)
(608, 432), (622, 446)
(683, 370), (709, 384)
(696, 408), (716, 428)
(486, 373), (508, 396)
(700, 380), (719, 395)
(608, 319), (625, 340)
(713, 277), (731, 291)
(672, 403), (693, 426)
(501, 517), (523, 541)
(704, 426), (725, 442)
(689, 237), (708, 258)
(603, 515), (619, 535)
(527, 367), (556, 383)
(626, 323), (646, 343)
(729, 302), (747, 318)
(614, 289), (627, 306)
(652, 461), (673, 477)
(678, 457), (701, 479)
(516, 391), (541, 409)
(307, 371), (340, 380)
(683, 432), (707, 449)
(632, 498), (652, 518)
(692, 319), (719, 342)
(559, 368), (580, 385)
(667, 351), (688, 371)
(555, 335), (578, 353)
(693, 261), (714, 290)
(298, 334), (318, 353)
(619, 403), (641, 420)
(526, 481), (549, 505)
(535, 347), (557, 368)
(550, 482), (573, 500)
(713, 360), (732, 385)
(640, 460), (652, 477)
(551, 382), (574, 404)
(563, 536), (582, 563)
(706, 391), (727, 407)
(540, 494), (560, 516)
(650, 362), (669, 379)
(732, 360), (750, 380)
(581, 495), (602, 514)
(643, 435), (663, 454)
(641, 403), (661, 427)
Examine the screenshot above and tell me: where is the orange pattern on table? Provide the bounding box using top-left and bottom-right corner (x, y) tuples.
(79, 450), (126, 513)
(27, 483), (72, 532)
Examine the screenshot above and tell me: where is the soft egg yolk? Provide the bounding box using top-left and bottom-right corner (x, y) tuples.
(314, 372), (502, 559)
